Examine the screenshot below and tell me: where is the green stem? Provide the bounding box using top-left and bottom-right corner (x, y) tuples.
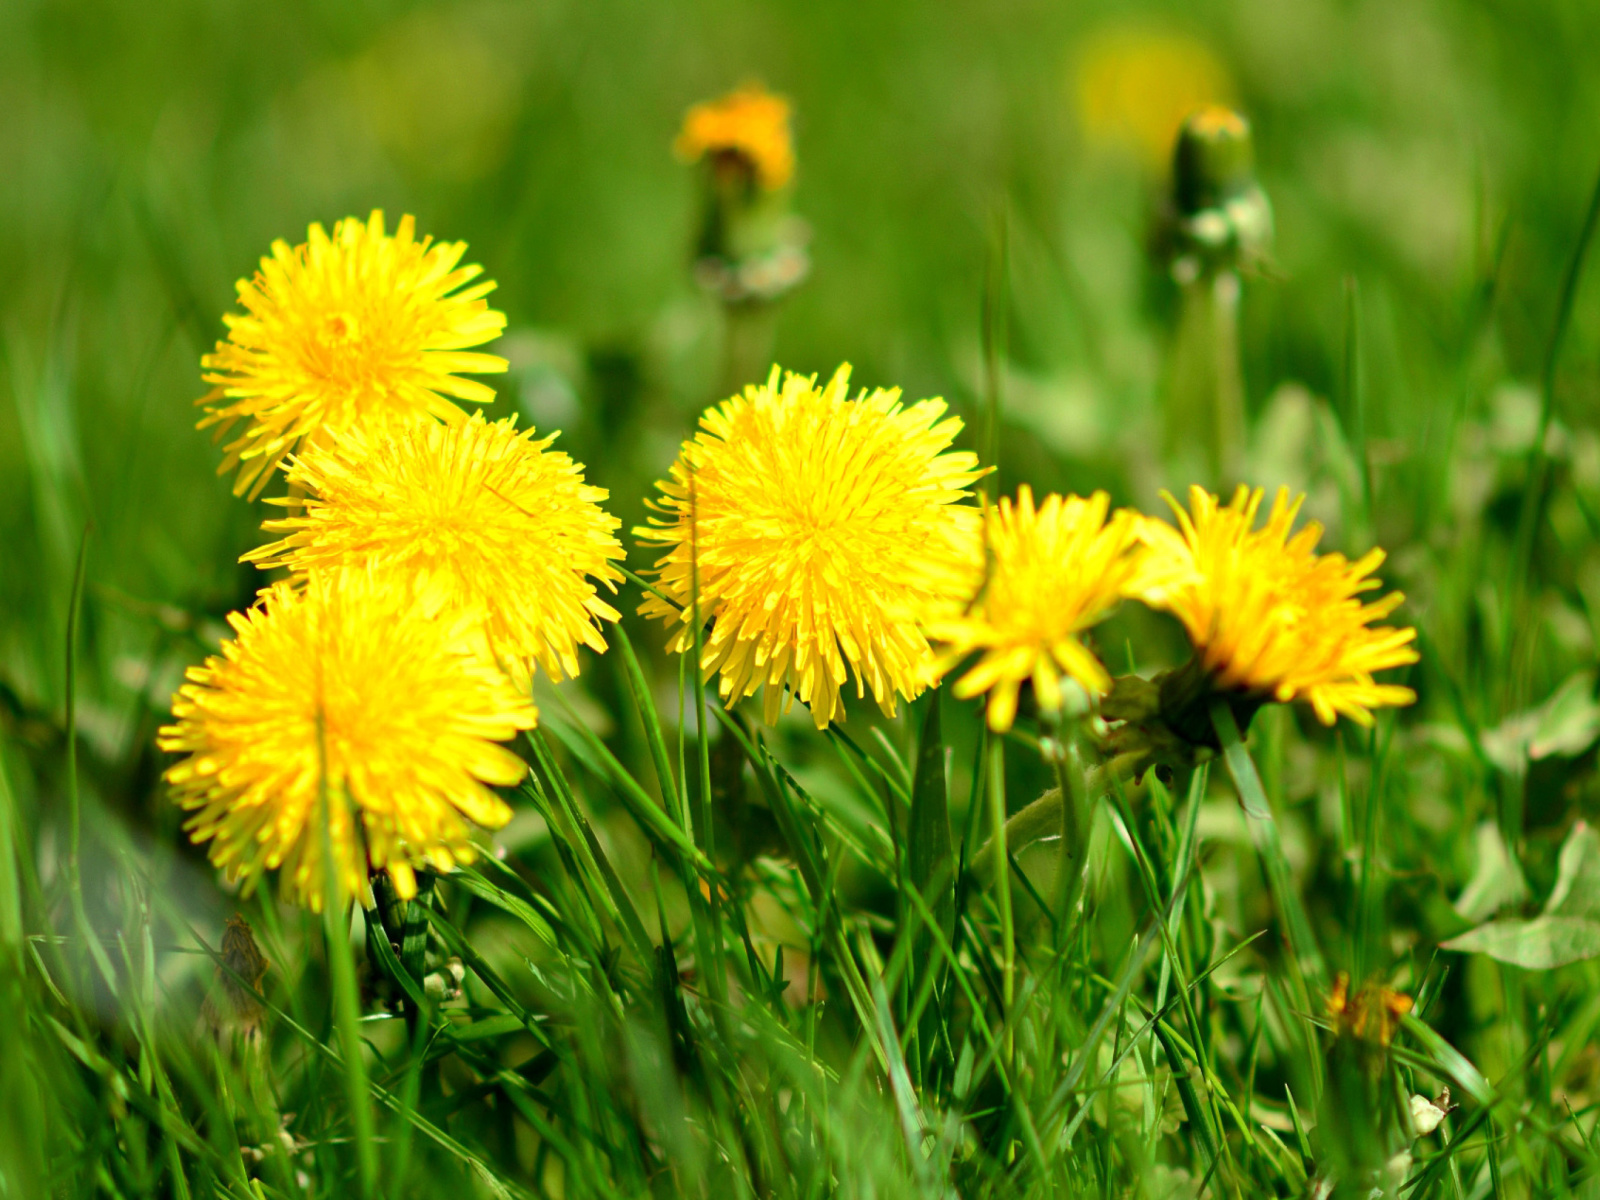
(1210, 699), (1324, 984)
(1508, 158), (1600, 710)
(686, 467), (727, 1009)
(64, 525), (90, 904)
(1048, 725), (1089, 931)
(317, 713), (377, 1197)
(986, 739), (1014, 1064)
(1211, 270), (1244, 485)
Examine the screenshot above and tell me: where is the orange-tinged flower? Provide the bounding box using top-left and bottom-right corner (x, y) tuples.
(637, 365), (984, 728)
(928, 487), (1147, 732)
(1134, 486), (1418, 727)
(198, 211), (507, 498)
(675, 83), (795, 191)
(158, 570), (537, 910)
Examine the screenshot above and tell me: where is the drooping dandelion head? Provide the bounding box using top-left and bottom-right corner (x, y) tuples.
(1073, 28), (1233, 168)
(675, 83), (795, 192)
(928, 487), (1148, 732)
(199, 211), (508, 498)
(1133, 485), (1418, 727)
(158, 570), (537, 910)
(637, 365), (985, 729)
(244, 412), (625, 688)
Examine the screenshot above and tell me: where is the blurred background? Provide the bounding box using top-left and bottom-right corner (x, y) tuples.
(7, 0), (1600, 922)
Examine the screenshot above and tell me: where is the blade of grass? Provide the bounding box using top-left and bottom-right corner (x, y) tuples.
(1212, 698), (1325, 983)
(613, 623), (684, 825)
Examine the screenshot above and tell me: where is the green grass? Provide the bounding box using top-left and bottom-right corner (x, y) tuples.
(8, 0), (1600, 1195)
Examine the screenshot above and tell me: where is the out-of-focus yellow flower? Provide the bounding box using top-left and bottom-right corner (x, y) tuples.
(158, 570), (537, 910)
(675, 83), (795, 191)
(199, 211), (508, 499)
(1074, 29), (1233, 168)
(928, 487), (1146, 732)
(1134, 486), (1418, 727)
(244, 412), (623, 688)
(637, 365), (984, 728)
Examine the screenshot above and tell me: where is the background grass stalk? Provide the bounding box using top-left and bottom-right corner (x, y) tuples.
(1210, 699), (1325, 986)
(63, 524), (89, 910)
(986, 738), (1014, 1065)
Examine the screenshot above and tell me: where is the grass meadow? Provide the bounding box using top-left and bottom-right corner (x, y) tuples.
(6, 0), (1600, 1196)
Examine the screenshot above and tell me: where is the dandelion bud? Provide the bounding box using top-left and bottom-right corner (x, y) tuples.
(1164, 106), (1274, 279)
(676, 84), (810, 305)
(1173, 106), (1253, 215)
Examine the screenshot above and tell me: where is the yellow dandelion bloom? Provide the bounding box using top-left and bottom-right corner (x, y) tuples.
(675, 83), (795, 191)
(637, 365), (985, 729)
(199, 210), (508, 499)
(1134, 486), (1418, 727)
(244, 412), (624, 687)
(158, 570), (537, 910)
(927, 487), (1146, 733)
(1074, 28), (1233, 168)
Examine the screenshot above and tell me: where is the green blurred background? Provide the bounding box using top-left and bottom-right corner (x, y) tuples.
(7, 0), (1600, 829)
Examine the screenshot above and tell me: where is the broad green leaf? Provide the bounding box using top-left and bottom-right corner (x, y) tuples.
(1481, 669), (1600, 771)
(1530, 671), (1600, 759)
(1441, 915), (1600, 969)
(1545, 820), (1600, 918)
(1452, 821), (1529, 923)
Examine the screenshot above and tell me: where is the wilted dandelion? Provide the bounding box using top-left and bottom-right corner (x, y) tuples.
(158, 569), (537, 910)
(637, 365), (984, 728)
(1134, 485), (1418, 727)
(927, 487), (1147, 732)
(198, 211), (508, 498)
(200, 914), (271, 1046)
(244, 411), (624, 687)
(675, 83), (795, 192)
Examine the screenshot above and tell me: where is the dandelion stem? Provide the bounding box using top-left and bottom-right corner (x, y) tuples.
(986, 738), (1014, 1063)
(1211, 699), (1324, 986)
(316, 709), (377, 1197)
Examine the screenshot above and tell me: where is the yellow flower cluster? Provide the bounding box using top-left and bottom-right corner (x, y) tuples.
(637, 371), (1416, 736)
(166, 204), (1417, 910)
(165, 213), (622, 908)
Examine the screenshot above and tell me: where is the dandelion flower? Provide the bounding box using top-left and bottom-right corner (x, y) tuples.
(637, 365), (984, 728)
(245, 412), (624, 687)
(675, 83), (795, 191)
(1134, 485), (1418, 727)
(928, 487), (1147, 732)
(158, 570), (537, 910)
(1074, 28), (1232, 168)
(199, 211), (508, 498)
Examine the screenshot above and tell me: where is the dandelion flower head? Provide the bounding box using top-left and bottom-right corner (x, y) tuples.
(245, 412), (624, 688)
(199, 211), (508, 498)
(928, 487), (1147, 732)
(1074, 28), (1232, 167)
(1134, 485), (1418, 726)
(159, 570), (537, 910)
(675, 83), (795, 191)
(637, 365), (985, 728)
